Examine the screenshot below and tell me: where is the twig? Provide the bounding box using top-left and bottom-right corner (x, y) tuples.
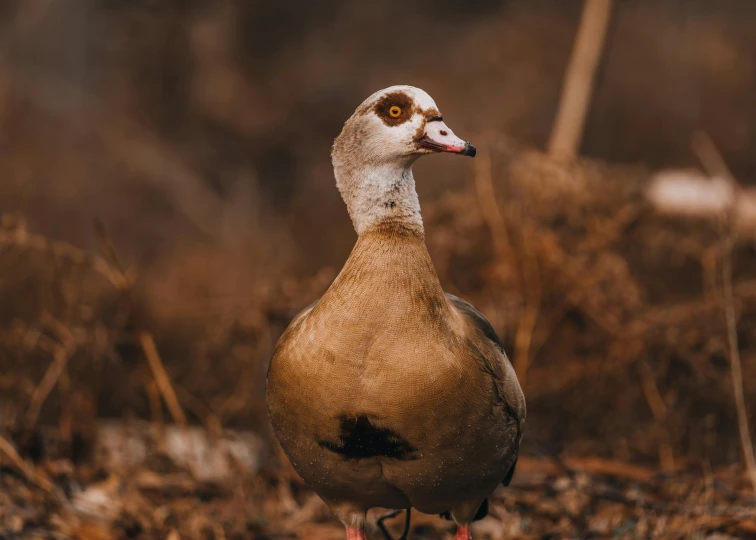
(138, 332), (187, 426)
(176, 384), (223, 438)
(547, 0), (614, 161)
(42, 314), (77, 444)
(0, 227), (129, 289)
(94, 222), (188, 428)
(0, 434), (68, 505)
(639, 361), (675, 471)
(473, 144), (511, 257)
(722, 242), (756, 493)
(93, 218), (131, 289)
(143, 369), (165, 435)
(513, 223), (541, 386)
(58, 362), (72, 445)
(473, 145), (540, 384)
(25, 340), (75, 429)
(692, 133), (756, 493)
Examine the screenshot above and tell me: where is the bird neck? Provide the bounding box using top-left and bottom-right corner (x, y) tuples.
(328, 225), (447, 321)
(333, 159), (424, 237)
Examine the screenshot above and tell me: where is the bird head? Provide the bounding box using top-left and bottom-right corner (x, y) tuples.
(333, 85), (476, 169)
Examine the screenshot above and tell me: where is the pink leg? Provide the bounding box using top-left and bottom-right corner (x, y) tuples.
(455, 524), (472, 540)
(346, 528), (367, 540)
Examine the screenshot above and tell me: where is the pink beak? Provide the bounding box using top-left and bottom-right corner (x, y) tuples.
(417, 118), (476, 157)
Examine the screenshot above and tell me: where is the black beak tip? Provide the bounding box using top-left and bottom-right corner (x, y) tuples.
(463, 143), (476, 157)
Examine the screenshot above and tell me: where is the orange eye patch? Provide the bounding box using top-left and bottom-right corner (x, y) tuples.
(373, 91), (415, 126)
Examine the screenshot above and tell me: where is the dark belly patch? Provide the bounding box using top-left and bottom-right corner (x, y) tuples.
(318, 415), (418, 460)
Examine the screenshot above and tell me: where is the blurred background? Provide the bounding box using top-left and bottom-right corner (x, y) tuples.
(1, 0), (756, 538)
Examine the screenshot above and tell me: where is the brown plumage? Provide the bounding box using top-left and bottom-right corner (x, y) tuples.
(266, 86), (525, 539)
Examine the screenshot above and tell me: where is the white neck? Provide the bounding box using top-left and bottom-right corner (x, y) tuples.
(333, 159), (424, 236)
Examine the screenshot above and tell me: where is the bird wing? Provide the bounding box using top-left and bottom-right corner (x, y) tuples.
(436, 294), (524, 522)
(445, 293), (525, 469)
(445, 293), (504, 349)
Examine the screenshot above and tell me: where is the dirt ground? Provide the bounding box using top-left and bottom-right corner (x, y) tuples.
(1, 424), (755, 539)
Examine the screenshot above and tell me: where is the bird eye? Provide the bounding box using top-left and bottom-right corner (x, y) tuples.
(389, 105), (402, 118)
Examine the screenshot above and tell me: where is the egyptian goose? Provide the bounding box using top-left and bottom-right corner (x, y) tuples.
(267, 86), (525, 540)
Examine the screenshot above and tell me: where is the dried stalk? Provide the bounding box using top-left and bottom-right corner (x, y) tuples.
(176, 384), (223, 438)
(513, 225), (541, 386)
(139, 331), (187, 426)
(58, 362), (72, 444)
(722, 242), (756, 492)
(94, 221), (190, 429)
(25, 340), (75, 429)
(145, 371), (165, 433)
(639, 361), (675, 471)
(0, 226), (129, 289)
(547, 0), (614, 161)
(473, 146), (540, 385)
(692, 132), (756, 493)
(473, 144), (511, 257)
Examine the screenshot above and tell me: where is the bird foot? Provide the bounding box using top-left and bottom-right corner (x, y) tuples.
(346, 528), (367, 540)
(454, 524), (472, 540)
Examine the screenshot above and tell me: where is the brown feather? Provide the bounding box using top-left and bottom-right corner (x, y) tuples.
(267, 227), (524, 523)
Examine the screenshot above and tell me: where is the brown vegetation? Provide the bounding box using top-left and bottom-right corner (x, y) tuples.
(1, 1), (756, 538)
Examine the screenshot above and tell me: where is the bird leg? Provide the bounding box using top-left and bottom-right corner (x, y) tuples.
(454, 524), (472, 540)
(376, 508), (411, 540)
(346, 528), (367, 540)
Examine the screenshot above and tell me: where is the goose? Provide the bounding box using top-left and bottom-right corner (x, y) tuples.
(266, 85), (525, 540)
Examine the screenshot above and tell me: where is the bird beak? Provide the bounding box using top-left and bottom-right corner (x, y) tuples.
(417, 118), (476, 157)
